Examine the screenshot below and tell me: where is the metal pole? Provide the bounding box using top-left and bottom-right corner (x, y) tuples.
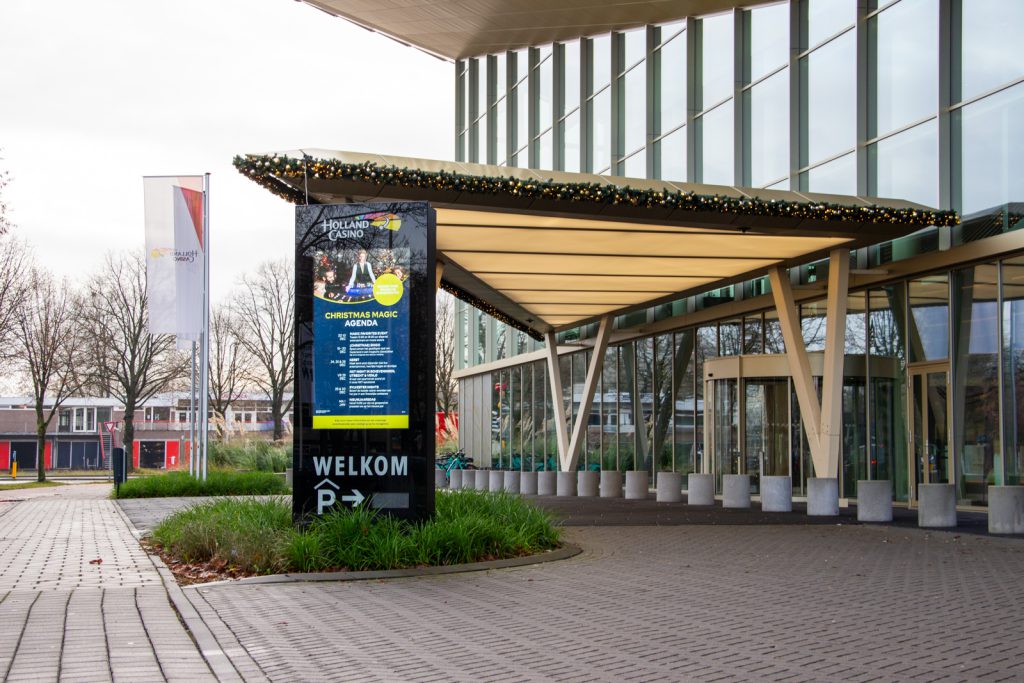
(201, 173), (211, 481)
(190, 340), (197, 477)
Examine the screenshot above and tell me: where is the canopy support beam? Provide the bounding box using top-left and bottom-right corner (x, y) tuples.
(544, 331), (570, 469)
(564, 316), (613, 472)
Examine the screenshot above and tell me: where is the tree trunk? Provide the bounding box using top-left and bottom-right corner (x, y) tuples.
(273, 407), (283, 441)
(123, 412), (135, 472)
(36, 422), (46, 483)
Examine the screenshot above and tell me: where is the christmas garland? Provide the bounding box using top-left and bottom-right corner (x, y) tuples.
(233, 154), (960, 228)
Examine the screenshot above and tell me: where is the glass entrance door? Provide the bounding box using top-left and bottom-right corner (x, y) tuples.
(909, 366), (950, 503)
(744, 378), (790, 494)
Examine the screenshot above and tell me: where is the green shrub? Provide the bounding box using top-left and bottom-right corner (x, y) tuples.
(150, 490), (561, 575)
(207, 441), (290, 472)
(116, 469), (289, 498)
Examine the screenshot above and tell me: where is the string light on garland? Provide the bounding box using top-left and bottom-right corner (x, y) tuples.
(233, 154), (960, 228)
(439, 280), (544, 341)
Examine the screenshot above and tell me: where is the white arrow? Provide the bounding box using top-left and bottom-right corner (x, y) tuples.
(315, 478), (339, 490)
(341, 490), (365, 506)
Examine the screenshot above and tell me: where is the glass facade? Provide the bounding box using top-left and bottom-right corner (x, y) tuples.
(454, 0), (1024, 506)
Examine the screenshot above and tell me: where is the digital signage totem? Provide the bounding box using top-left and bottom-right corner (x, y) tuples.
(294, 202), (435, 522)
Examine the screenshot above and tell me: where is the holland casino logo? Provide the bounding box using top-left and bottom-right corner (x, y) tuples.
(320, 212), (401, 240)
(150, 247), (199, 263)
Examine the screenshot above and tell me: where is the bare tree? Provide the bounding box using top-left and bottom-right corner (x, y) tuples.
(0, 151), (14, 235)
(82, 252), (188, 464)
(13, 267), (82, 482)
(435, 292), (458, 438)
(233, 259), (294, 440)
(208, 302), (252, 441)
(0, 237), (30, 369)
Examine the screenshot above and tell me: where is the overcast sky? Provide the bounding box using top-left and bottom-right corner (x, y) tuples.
(0, 0), (453, 303)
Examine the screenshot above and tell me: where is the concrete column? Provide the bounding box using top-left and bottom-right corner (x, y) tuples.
(520, 471), (538, 495)
(723, 474), (751, 508)
(918, 483), (957, 528)
(760, 475), (792, 512)
(489, 470), (504, 491)
(434, 469), (448, 489)
(578, 470), (599, 497)
(656, 471), (683, 503)
(856, 480), (893, 522)
(600, 470), (623, 498)
(988, 486), (1024, 534)
(449, 469), (463, 489)
(625, 470), (649, 499)
(557, 471), (577, 497)
(807, 477), (839, 517)
(687, 473), (715, 505)
(503, 471), (521, 493)
(537, 470), (557, 496)
(475, 470), (489, 491)
(285, 468), (294, 486)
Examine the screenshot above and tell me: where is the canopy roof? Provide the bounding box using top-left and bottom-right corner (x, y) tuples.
(300, 0), (753, 60)
(235, 150), (958, 338)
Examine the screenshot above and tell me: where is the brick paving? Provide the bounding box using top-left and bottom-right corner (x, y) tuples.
(187, 521), (1024, 682)
(0, 483), (217, 682)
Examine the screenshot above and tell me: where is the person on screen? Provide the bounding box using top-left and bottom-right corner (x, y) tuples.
(346, 249), (376, 290)
(324, 269), (345, 300)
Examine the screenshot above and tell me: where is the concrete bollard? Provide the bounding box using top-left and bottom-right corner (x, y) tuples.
(807, 477), (839, 517)
(449, 469), (463, 489)
(723, 474), (751, 508)
(760, 475), (792, 512)
(285, 468), (294, 486)
(520, 471), (538, 495)
(475, 469), (489, 492)
(460, 469), (475, 490)
(625, 470), (649, 499)
(537, 470), (557, 496)
(578, 470), (599, 497)
(600, 470), (623, 498)
(918, 483), (957, 528)
(655, 471), (683, 503)
(434, 469), (448, 489)
(687, 473), (715, 506)
(503, 470), (521, 493)
(557, 471), (577, 496)
(988, 486), (1024, 534)
(489, 470), (504, 491)
(856, 480), (893, 522)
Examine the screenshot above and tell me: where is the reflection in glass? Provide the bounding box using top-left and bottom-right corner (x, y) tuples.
(719, 319), (741, 355)
(958, 83), (1024, 214)
(601, 346), (619, 470)
(674, 330), (697, 475)
(520, 362), (534, 469)
(698, 102), (734, 185)
(636, 340), (655, 478)
(713, 378), (739, 492)
(801, 300), (827, 352)
(1003, 257), (1024, 485)
(908, 275), (949, 362)
(700, 12), (734, 108)
(872, 0), (937, 137)
(871, 120), (938, 207)
(765, 310), (785, 353)
(749, 70), (789, 187)
(748, 2), (788, 83)
(961, 0), (1024, 102)
(743, 315), (763, 354)
(804, 32), (856, 166)
(869, 286), (908, 500)
(745, 379), (790, 495)
(911, 371), (950, 490)
(953, 264), (1000, 503)
(510, 366), (522, 469)
(571, 351), (587, 467)
(618, 345), (637, 471)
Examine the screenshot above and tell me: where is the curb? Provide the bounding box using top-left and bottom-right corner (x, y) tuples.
(192, 542), (583, 589)
(112, 501), (247, 682)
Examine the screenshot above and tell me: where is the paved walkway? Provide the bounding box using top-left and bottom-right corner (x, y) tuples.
(0, 484), (217, 682)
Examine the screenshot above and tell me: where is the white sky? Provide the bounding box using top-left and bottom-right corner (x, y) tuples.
(0, 0), (453, 303)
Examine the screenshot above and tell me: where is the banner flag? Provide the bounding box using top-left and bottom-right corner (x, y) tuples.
(144, 176), (205, 338)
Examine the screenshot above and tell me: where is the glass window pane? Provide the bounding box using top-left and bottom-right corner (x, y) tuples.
(563, 39), (580, 115)
(807, 0), (855, 48)
(908, 274), (950, 362)
(658, 125), (686, 181)
(592, 87), (612, 173)
(700, 12), (734, 107)
(749, 69), (789, 187)
(959, 83), (1024, 214)
(623, 64), (646, 156)
(623, 150), (646, 177)
(618, 345), (637, 470)
(961, 0), (1024, 101)
(673, 330), (696, 475)
(659, 30), (686, 133)
(804, 152), (855, 194)
(601, 345), (618, 470)
(801, 300), (827, 352)
(538, 129), (553, 170)
(805, 32), (856, 165)
(871, 119), (938, 206)
(495, 53), (506, 100)
(1003, 257), (1024, 485)
(743, 315), (763, 354)
(495, 97), (507, 165)
(538, 52), (553, 134)
(698, 101), (734, 184)
(563, 109), (581, 172)
(719, 319), (741, 355)
(624, 28), (646, 70)
(749, 2), (789, 83)
(593, 34), (612, 92)
(873, 0), (937, 136)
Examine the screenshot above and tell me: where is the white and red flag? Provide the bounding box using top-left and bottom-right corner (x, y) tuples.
(143, 176), (205, 340)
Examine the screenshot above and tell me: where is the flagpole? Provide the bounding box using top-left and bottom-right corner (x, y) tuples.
(190, 341), (197, 476)
(200, 173), (211, 481)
